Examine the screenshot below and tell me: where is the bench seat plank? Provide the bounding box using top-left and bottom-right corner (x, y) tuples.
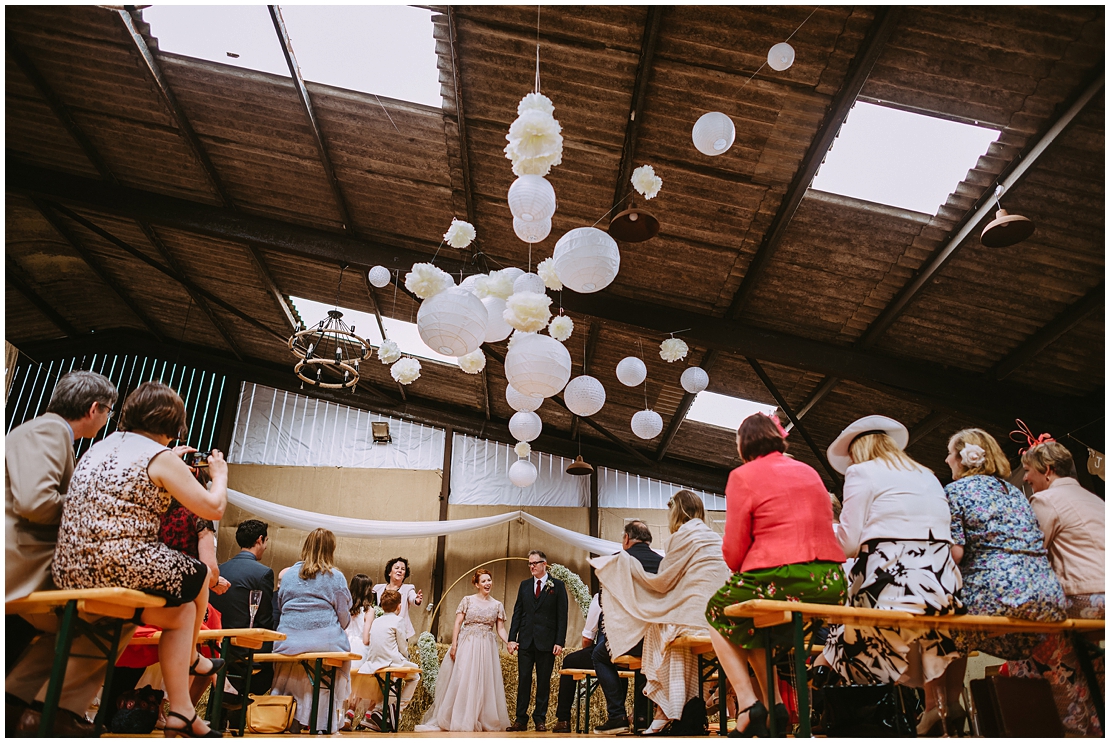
(7, 588), (166, 617)
(127, 628), (285, 647)
(253, 651), (360, 668)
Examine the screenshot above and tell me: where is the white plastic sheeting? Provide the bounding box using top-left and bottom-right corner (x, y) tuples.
(449, 434), (589, 507)
(597, 467), (726, 511)
(228, 383), (445, 469)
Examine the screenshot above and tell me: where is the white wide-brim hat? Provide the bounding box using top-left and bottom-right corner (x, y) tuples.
(827, 415), (909, 474)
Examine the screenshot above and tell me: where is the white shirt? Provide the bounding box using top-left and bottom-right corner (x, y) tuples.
(533, 574), (549, 594)
(582, 594), (602, 642)
(835, 458), (952, 557)
(373, 583), (419, 640)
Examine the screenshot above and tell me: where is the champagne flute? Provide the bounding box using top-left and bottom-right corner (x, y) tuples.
(934, 685), (949, 737)
(249, 589), (262, 629)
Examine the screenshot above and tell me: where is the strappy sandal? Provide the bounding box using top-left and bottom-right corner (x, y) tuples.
(164, 710), (221, 738)
(641, 719), (674, 736)
(188, 653), (225, 677)
(728, 700), (769, 738)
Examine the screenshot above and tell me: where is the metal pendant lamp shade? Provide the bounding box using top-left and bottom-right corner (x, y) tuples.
(980, 209), (1035, 248)
(609, 202), (660, 243)
(566, 455), (594, 476)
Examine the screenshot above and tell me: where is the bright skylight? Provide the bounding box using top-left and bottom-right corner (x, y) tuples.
(143, 6), (441, 107)
(291, 297), (458, 367)
(810, 101), (1000, 215)
(686, 392), (776, 431)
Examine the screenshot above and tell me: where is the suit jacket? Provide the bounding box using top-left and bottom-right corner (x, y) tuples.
(361, 611), (417, 674)
(5, 413), (74, 602)
(508, 575), (568, 651)
(209, 551), (275, 634)
(626, 542), (662, 575)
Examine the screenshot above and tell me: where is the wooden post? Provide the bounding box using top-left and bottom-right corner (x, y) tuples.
(431, 427), (454, 637)
(589, 466), (600, 594)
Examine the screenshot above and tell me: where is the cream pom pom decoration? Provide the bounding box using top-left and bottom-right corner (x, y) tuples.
(405, 262), (454, 299)
(660, 338), (689, 362)
(457, 349), (486, 374)
(459, 273), (483, 294)
(390, 357), (421, 385)
(378, 339), (401, 364)
(368, 265), (392, 288)
(514, 441), (532, 458)
(504, 93), (563, 177)
(537, 257), (563, 291)
(443, 219), (476, 249)
(504, 291), (552, 333)
(548, 315), (573, 342)
(474, 270), (515, 301)
(631, 165), (663, 200)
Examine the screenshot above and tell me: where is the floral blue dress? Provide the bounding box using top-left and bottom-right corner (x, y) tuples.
(945, 475), (1066, 659)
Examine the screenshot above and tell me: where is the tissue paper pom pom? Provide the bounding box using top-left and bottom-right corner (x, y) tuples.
(548, 315), (574, 342)
(378, 339), (401, 364)
(390, 357), (421, 385)
(660, 338), (689, 362)
(405, 263), (454, 299)
(631, 165), (663, 200)
(474, 270), (515, 300)
(504, 291), (552, 333)
(443, 219), (476, 249)
(458, 349), (486, 374)
(537, 257), (563, 291)
(514, 441), (532, 458)
(505, 93), (564, 178)
(517, 92), (555, 117)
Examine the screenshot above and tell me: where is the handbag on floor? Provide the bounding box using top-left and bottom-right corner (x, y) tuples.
(969, 676), (1064, 737)
(245, 694), (297, 734)
(108, 684), (164, 734)
(822, 683), (916, 737)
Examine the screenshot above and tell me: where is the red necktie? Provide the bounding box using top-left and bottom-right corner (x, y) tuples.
(535, 580), (541, 599)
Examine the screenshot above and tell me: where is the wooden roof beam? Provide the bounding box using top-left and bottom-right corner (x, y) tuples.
(362, 272), (407, 401)
(6, 256), (80, 337)
(446, 8), (477, 230)
(725, 6), (902, 319)
(992, 282), (1105, 381)
(611, 5), (664, 214)
(783, 375), (840, 432)
(571, 320), (603, 440)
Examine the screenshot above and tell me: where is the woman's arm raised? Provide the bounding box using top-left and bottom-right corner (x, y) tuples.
(148, 449), (227, 521)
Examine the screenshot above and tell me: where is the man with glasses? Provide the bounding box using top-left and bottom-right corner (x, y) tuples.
(6, 370), (119, 736)
(507, 550), (568, 732)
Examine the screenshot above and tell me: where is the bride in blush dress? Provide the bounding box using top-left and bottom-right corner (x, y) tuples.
(416, 569), (511, 732)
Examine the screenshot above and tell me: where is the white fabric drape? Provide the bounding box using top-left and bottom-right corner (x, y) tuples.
(449, 434), (589, 507)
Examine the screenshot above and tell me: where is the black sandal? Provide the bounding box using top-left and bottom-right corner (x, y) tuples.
(188, 653), (225, 677)
(729, 700), (769, 738)
(164, 710), (221, 738)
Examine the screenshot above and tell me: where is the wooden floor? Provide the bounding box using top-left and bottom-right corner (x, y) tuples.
(103, 733), (597, 738)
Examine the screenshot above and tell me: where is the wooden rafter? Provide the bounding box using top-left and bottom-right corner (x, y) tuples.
(6, 256), (79, 337)
(362, 272), (407, 401)
(611, 5), (664, 214)
(993, 282), (1105, 381)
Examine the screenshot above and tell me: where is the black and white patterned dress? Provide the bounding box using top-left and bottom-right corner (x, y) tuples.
(53, 431), (206, 606)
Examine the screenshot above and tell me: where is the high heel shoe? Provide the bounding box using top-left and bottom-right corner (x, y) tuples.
(772, 703), (789, 735)
(188, 653), (225, 677)
(728, 700), (769, 738)
(164, 710), (221, 738)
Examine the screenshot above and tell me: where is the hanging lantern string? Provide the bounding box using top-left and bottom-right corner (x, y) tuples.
(669, 328), (692, 337)
(591, 190), (635, 228)
(736, 5), (820, 97)
(390, 269), (399, 327)
(333, 264), (347, 309)
(534, 5), (541, 94)
(373, 94), (401, 134)
(637, 338), (649, 408)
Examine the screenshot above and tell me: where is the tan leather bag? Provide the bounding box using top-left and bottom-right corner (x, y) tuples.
(245, 695), (297, 734)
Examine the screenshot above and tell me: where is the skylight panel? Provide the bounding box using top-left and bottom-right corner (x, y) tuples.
(142, 6), (289, 77)
(291, 297), (458, 367)
(685, 392), (776, 431)
(810, 101), (1000, 215)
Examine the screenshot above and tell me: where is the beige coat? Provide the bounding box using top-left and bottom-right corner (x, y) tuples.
(5, 412), (74, 602)
(1030, 477), (1105, 596)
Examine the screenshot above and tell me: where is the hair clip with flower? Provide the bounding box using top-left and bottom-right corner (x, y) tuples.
(959, 443), (986, 468)
(761, 412), (789, 439)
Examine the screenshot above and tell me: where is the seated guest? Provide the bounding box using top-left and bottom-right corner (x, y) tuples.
(52, 381), (228, 738)
(1005, 432), (1104, 736)
(374, 557), (424, 641)
(353, 589), (421, 731)
(551, 592), (602, 733)
(592, 490), (730, 735)
(270, 528), (352, 734)
(705, 413), (847, 737)
(591, 521), (661, 734)
(818, 416), (963, 735)
(209, 519), (276, 700)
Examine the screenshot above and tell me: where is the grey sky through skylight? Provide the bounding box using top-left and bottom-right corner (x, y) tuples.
(686, 391), (776, 431)
(143, 5), (441, 107)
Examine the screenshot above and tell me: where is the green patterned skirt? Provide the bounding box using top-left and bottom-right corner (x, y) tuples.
(705, 561), (847, 649)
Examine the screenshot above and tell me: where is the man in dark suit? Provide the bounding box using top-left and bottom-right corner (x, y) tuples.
(507, 549), (568, 732)
(208, 519), (275, 700)
(593, 520), (662, 734)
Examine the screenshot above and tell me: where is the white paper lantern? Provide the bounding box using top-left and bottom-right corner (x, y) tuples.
(509, 458), (538, 487)
(680, 366), (710, 394)
(508, 175), (556, 222)
(368, 265), (391, 288)
(481, 296), (512, 343)
(563, 375), (606, 417)
(499, 267), (525, 283)
(506, 384), (543, 413)
(616, 356), (647, 387)
(459, 273), (484, 294)
(416, 287), (488, 357)
(552, 227), (620, 294)
(504, 331), (572, 398)
(514, 217), (552, 244)
(767, 42), (795, 72)
(509, 411), (543, 442)
(631, 409), (664, 440)
(513, 272), (547, 296)
(692, 112), (736, 156)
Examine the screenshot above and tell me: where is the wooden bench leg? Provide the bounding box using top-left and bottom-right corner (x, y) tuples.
(207, 637), (230, 733)
(793, 612), (811, 738)
(38, 600), (78, 737)
(238, 645), (255, 737)
(325, 666), (336, 736)
(762, 627), (777, 738)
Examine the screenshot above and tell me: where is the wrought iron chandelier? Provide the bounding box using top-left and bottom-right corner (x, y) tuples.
(288, 264), (372, 390)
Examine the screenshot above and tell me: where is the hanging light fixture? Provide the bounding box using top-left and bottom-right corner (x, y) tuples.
(608, 198), (660, 243)
(566, 455), (594, 476)
(981, 185), (1035, 248)
(288, 264), (372, 390)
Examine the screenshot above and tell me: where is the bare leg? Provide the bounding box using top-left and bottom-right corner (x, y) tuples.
(709, 627), (763, 731)
(143, 602), (209, 736)
(748, 649), (782, 706)
(945, 657), (968, 710)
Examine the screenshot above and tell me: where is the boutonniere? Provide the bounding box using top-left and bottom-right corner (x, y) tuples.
(544, 583), (555, 595)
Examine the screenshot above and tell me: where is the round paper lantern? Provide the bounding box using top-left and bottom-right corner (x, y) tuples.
(481, 296), (512, 343)
(513, 272), (546, 296)
(552, 227), (620, 294)
(692, 112), (736, 156)
(514, 217), (552, 244)
(506, 384), (543, 413)
(680, 366), (710, 394)
(631, 409), (664, 440)
(563, 375), (606, 417)
(767, 42), (795, 72)
(509, 411), (543, 443)
(507, 175), (556, 222)
(504, 332), (572, 398)
(368, 265), (391, 288)
(616, 356), (647, 387)
(459, 273), (484, 294)
(509, 458), (538, 488)
(499, 267), (525, 284)
(416, 287), (488, 356)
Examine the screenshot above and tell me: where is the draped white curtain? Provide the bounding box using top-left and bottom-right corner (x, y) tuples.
(449, 434), (589, 507)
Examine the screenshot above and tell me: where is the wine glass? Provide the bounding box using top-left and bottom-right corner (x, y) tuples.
(934, 685), (949, 737)
(249, 590), (262, 629)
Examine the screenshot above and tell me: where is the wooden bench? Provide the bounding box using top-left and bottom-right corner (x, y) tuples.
(253, 651), (361, 734)
(723, 599), (1108, 737)
(6, 587), (165, 737)
(558, 667), (635, 734)
(350, 665), (420, 733)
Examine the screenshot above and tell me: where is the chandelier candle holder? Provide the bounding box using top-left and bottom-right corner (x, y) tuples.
(288, 309), (373, 390)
